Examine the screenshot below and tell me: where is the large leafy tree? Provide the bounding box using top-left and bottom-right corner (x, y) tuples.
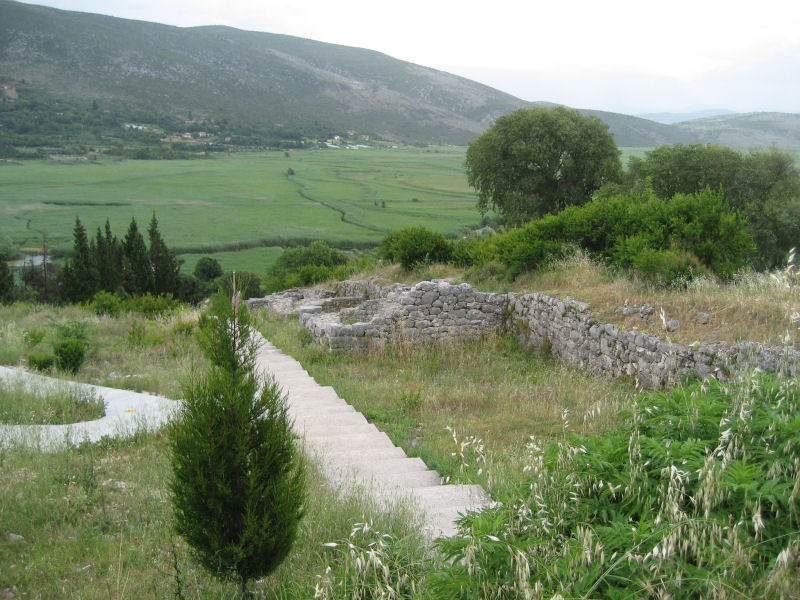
(170, 287), (305, 596)
(625, 144), (800, 268)
(466, 106), (622, 226)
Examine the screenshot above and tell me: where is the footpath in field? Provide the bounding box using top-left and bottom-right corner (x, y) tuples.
(0, 338), (490, 537)
(0, 365), (178, 451)
(253, 332), (491, 538)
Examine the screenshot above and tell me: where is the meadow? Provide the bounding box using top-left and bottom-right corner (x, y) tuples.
(0, 147), (482, 270)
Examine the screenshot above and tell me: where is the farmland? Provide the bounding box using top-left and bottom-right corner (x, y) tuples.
(0, 146), (482, 272)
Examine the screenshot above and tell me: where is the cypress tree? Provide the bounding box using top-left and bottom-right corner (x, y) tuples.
(62, 216), (98, 302)
(148, 213), (179, 296)
(0, 251), (14, 304)
(170, 284), (305, 596)
(94, 218), (122, 293)
(121, 217), (153, 295)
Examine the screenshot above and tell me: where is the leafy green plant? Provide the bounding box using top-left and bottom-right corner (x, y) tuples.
(379, 226), (451, 271)
(27, 352), (55, 372)
(53, 338), (86, 374)
(435, 375), (800, 598)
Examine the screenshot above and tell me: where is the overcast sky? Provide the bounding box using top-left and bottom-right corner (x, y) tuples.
(14, 0), (800, 115)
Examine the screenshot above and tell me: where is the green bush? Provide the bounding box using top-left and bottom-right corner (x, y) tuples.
(124, 293), (180, 317)
(264, 241), (349, 292)
(89, 290), (123, 317)
(379, 226), (451, 270)
(53, 338), (86, 374)
(466, 188), (754, 284)
(27, 352), (55, 372)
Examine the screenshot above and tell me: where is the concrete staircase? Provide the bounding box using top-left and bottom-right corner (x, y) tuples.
(253, 333), (490, 538)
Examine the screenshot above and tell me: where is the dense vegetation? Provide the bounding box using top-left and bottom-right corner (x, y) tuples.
(616, 144), (800, 268)
(466, 107), (622, 225)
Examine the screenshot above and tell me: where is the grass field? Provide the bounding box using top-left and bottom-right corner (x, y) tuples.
(0, 147), (482, 267)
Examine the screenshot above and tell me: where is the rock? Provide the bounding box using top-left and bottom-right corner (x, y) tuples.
(6, 532), (23, 542)
(666, 319), (680, 332)
(694, 311), (710, 324)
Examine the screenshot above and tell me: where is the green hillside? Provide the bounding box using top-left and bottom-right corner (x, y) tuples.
(1, 0), (798, 150)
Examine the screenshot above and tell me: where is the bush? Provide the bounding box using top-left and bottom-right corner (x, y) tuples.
(125, 293), (180, 317)
(27, 352), (55, 372)
(89, 290), (123, 317)
(264, 241), (349, 292)
(53, 338), (86, 374)
(379, 226), (451, 270)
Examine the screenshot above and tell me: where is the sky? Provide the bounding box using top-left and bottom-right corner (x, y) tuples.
(14, 0), (800, 115)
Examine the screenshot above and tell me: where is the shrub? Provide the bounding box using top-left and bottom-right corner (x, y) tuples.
(435, 376), (800, 598)
(53, 338), (86, 374)
(27, 352), (55, 372)
(264, 241), (349, 292)
(379, 226), (451, 270)
(125, 293), (180, 317)
(90, 290), (123, 317)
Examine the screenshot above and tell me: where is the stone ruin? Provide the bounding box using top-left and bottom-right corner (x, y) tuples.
(248, 279), (799, 389)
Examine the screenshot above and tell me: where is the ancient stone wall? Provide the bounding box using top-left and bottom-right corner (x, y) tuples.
(249, 280), (799, 388)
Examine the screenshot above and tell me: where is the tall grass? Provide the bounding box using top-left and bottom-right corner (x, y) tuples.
(0, 376), (104, 424)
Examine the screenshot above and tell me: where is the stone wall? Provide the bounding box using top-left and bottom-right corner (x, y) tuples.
(249, 280), (799, 388)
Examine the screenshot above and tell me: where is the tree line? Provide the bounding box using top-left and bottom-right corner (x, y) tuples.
(0, 214), (206, 305)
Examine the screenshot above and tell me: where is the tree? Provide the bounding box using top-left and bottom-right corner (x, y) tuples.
(170, 286), (305, 596)
(625, 144), (800, 268)
(61, 216), (98, 302)
(466, 106), (622, 226)
(121, 217), (154, 295)
(193, 256), (223, 282)
(93, 218), (122, 293)
(148, 213), (179, 296)
(0, 251), (14, 304)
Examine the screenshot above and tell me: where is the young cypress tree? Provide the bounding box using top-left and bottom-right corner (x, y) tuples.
(121, 217), (154, 296)
(170, 283), (305, 597)
(148, 213), (179, 296)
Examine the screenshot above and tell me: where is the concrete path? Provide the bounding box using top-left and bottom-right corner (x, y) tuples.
(0, 335), (490, 537)
(0, 365), (178, 451)
(253, 332), (491, 538)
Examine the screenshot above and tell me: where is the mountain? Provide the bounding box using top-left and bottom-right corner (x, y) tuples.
(1, 0), (798, 150)
(675, 112), (800, 150)
(636, 110), (737, 124)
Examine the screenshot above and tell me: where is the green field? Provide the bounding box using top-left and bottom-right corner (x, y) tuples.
(1, 146), (657, 276)
(0, 147), (481, 269)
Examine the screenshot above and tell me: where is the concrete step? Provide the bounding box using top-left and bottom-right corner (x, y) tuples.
(297, 421), (379, 437)
(252, 330), (492, 539)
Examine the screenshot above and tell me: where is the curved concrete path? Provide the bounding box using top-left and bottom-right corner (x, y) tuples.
(0, 365), (179, 451)
(0, 335), (490, 537)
